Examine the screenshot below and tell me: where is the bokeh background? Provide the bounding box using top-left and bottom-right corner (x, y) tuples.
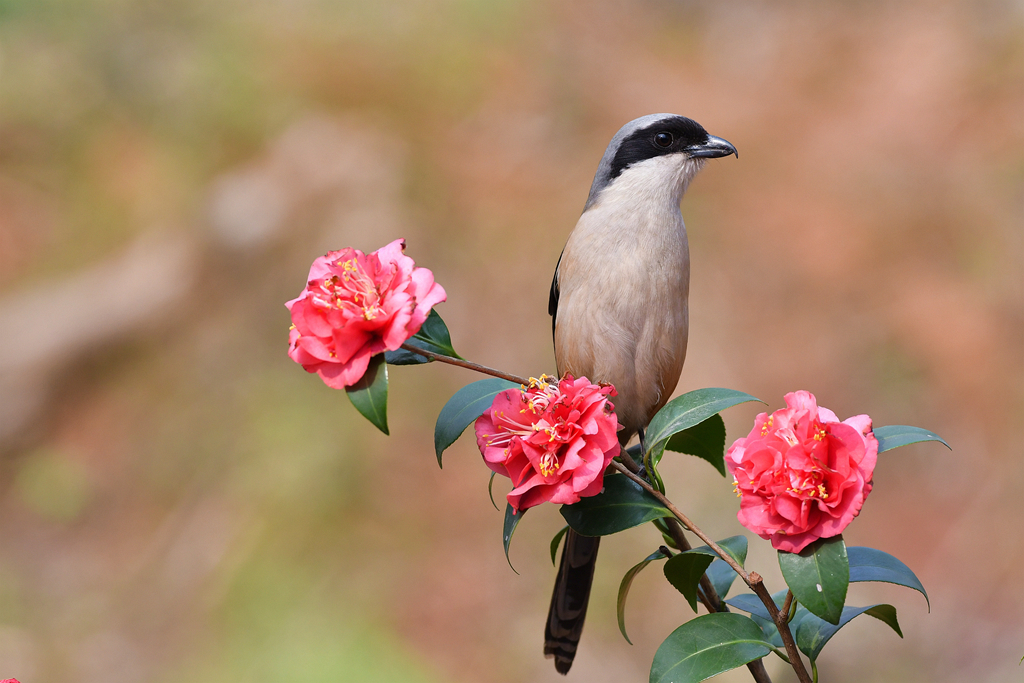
(0, 0), (1022, 681)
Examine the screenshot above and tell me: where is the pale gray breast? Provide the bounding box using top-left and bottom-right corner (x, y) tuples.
(553, 194), (690, 436)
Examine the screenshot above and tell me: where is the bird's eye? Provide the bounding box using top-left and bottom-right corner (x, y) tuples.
(654, 131), (674, 148)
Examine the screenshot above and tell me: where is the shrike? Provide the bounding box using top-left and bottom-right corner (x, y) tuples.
(545, 113), (736, 674)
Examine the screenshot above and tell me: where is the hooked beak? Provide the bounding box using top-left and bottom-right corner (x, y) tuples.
(687, 135), (738, 159)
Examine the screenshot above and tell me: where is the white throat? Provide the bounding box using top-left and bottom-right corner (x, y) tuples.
(591, 155), (705, 215)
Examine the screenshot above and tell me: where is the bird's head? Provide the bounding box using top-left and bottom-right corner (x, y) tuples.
(584, 113), (736, 211)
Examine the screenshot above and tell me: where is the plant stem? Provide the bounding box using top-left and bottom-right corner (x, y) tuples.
(398, 344), (530, 385)
(401, 346), (801, 681)
(609, 460), (813, 683)
(782, 590), (795, 623)
(615, 446), (644, 476)
(661, 518), (773, 683)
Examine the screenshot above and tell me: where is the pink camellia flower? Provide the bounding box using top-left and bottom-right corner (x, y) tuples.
(286, 239), (446, 388)
(726, 390), (878, 553)
(475, 375), (620, 511)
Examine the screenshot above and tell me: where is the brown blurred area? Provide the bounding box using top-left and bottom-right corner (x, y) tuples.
(0, 0), (1021, 680)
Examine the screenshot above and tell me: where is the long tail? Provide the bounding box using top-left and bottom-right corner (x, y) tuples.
(544, 529), (600, 674)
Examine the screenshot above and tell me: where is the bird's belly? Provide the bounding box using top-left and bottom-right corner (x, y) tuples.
(554, 256), (688, 437)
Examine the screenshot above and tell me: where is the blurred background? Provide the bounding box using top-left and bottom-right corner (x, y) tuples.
(0, 0), (1021, 681)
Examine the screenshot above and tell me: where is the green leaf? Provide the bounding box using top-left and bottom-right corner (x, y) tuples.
(706, 559), (740, 601)
(795, 603), (902, 661)
(726, 591), (792, 649)
(663, 414), (727, 476)
(725, 590), (789, 623)
(748, 614), (783, 649)
(678, 536), (747, 603)
(618, 549), (669, 644)
(550, 525), (569, 566)
(725, 593), (773, 622)
(502, 503), (526, 574)
(874, 425), (950, 453)
(345, 354), (389, 434)
(779, 536), (849, 625)
(650, 613), (772, 683)
(434, 378), (519, 467)
(560, 473), (672, 536)
(664, 553), (715, 613)
(487, 472), (500, 511)
(848, 546), (929, 610)
(684, 535), (749, 568)
(645, 388), (762, 467)
(384, 309), (461, 365)
(671, 536), (747, 608)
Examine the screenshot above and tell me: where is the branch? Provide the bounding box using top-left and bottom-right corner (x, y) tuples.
(610, 461), (748, 581)
(609, 460), (812, 683)
(398, 343), (530, 385)
(397, 345), (801, 682)
(664, 514), (773, 683)
(781, 590), (795, 623)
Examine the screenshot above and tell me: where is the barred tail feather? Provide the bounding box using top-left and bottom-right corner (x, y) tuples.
(544, 530), (600, 674)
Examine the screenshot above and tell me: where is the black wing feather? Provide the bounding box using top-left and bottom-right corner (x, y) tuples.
(549, 249), (563, 340)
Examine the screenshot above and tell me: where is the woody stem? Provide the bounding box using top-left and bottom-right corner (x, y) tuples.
(398, 346), (801, 681)
(398, 344), (530, 385)
(609, 460), (813, 683)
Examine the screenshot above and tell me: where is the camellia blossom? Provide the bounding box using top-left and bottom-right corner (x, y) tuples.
(286, 239), (446, 388)
(726, 390), (878, 553)
(475, 375), (620, 512)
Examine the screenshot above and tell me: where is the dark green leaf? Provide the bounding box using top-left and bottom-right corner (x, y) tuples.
(779, 536), (849, 625)
(726, 591), (793, 649)
(749, 614), (783, 649)
(487, 472), (500, 511)
(502, 503), (526, 574)
(864, 605), (902, 638)
(725, 590), (788, 623)
(345, 354), (389, 434)
(663, 414), (728, 476)
(434, 378), (519, 467)
(550, 525), (569, 566)
(848, 546), (929, 610)
(795, 603), (902, 661)
(706, 559), (739, 601)
(618, 549), (669, 644)
(560, 473), (671, 536)
(664, 553), (715, 613)
(674, 536), (747, 607)
(650, 613), (772, 683)
(384, 309), (461, 364)
(383, 349), (429, 365)
(645, 388), (762, 466)
(874, 425), (950, 453)
(684, 535), (749, 568)
(725, 594), (772, 622)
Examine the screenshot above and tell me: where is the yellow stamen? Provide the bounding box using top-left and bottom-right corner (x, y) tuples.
(539, 453), (560, 477)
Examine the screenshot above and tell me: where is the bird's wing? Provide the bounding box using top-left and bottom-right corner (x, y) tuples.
(549, 248), (564, 340)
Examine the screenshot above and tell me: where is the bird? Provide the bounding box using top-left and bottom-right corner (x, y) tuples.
(545, 113), (736, 674)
